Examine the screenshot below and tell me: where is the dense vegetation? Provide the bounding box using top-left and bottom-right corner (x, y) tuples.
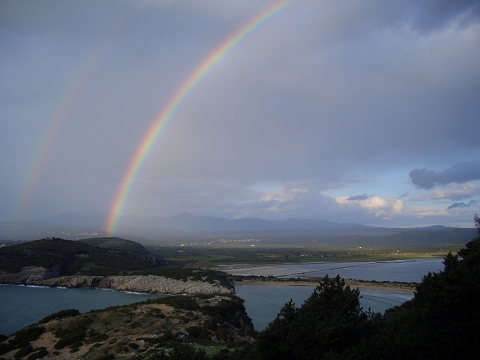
(79, 237), (149, 253)
(249, 216), (480, 360)
(0, 238), (166, 276)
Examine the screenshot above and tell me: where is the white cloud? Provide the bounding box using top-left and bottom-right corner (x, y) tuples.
(336, 195), (404, 219)
(412, 183), (480, 201)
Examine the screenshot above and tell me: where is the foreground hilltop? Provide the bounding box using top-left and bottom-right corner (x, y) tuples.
(0, 294), (254, 359)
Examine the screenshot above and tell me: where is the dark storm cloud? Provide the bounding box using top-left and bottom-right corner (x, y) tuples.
(1, 0), (480, 228)
(409, 161), (480, 189)
(448, 200), (480, 209)
(407, 0), (480, 33)
(347, 194), (371, 201)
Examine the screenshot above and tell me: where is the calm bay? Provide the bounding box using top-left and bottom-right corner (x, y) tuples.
(228, 258), (444, 330)
(221, 258), (444, 282)
(0, 259), (445, 335)
(236, 285), (414, 331)
(0, 285), (164, 336)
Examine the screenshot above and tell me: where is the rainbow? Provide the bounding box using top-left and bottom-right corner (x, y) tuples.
(105, 0), (300, 234)
(16, 17), (129, 220)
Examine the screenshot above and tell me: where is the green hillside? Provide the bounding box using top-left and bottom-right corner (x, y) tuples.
(79, 237), (148, 253)
(0, 238), (167, 276)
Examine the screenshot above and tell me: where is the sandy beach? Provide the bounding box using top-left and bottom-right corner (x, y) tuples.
(235, 278), (417, 293)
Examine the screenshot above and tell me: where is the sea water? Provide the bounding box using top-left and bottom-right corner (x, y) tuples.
(0, 285), (164, 336)
(0, 259), (445, 335)
(222, 258), (444, 282)
(229, 258), (444, 331)
(235, 284), (414, 331)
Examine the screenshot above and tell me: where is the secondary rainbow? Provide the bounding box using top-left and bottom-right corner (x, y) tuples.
(105, 0), (300, 234)
(16, 16), (130, 220)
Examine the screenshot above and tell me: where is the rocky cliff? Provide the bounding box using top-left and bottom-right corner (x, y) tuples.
(0, 266), (233, 295)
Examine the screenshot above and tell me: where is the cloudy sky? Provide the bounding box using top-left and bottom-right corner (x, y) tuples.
(1, 0), (480, 231)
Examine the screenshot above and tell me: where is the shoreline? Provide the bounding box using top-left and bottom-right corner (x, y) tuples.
(234, 278), (417, 293)
(0, 270), (233, 295)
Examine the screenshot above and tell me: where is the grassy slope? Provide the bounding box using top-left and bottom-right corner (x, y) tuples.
(0, 295), (254, 359)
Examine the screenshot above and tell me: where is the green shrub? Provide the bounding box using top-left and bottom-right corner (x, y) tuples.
(196, 294), (217, 300)
(15, 340), (30, 349)
(11, 327), (45, 346)
(54, 332), (86, 350)
(0, 343), (15, 356)
(14, 345), (33, 359)
(187, 338), (212, 346)
(88, 329), (101, 338)
(54, 328), (69, 339)
(211, 348), (231, 360)
(185, 326), (205, 339)
(94, 354), (115, 360)
(147, 309), (165, 319)
(53, 317), (91, 349)
(225, 340), (248, 348)
(69, 341), (83, 349)
(156, 339), (182, 349)
(179, 316), (190, 323)
(27, 348), (48, 360)
(151, 296), (200, 311)
(39, 309), (80, 324)
(86, 333), (109, 344)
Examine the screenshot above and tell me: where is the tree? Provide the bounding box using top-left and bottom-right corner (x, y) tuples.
(254, 215), (480, 360)
(370, 214), (480, 359)
(255, 299), (298, 360)
(256, 275), (375, 360)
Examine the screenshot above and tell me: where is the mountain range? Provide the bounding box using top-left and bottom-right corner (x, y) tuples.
(1, 213), (475, 245)
(122, 212), (450, 233)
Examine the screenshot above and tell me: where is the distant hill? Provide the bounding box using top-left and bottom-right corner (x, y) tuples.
(79, 237), (148, 253)
(129, 212), (474, 235)
(2, 214), (477, 248)
(385, 227), (477, 247)
(0, 238), (167, 276)
(0, 221), (107, 242)
(130, 212), (384, 233)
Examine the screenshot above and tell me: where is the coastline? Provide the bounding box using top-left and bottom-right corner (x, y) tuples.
(235, 278), (417, 293)
(0, 267), (233, 295)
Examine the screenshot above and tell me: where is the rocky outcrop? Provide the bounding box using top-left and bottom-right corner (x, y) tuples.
(0, 266), (59, 285)
(0, 267), (233, 295)
(97, 275), (232, 294)
(39, 275), (103, 289)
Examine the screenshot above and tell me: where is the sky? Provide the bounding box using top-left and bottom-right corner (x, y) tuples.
(1, 0), (480, 232)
